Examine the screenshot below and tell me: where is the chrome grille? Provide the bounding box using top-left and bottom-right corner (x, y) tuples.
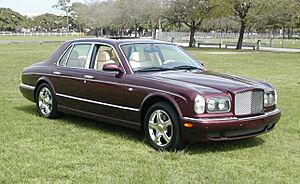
(235, 90), (264, 116)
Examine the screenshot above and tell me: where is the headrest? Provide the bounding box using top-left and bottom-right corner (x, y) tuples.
(98, 51), (111, 61)
(129, 52), (145, 62)
(69, 50), (79, 59)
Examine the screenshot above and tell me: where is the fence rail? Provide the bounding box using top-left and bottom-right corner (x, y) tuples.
(157, 31), (300, 48)
(0, 32), (85, 37)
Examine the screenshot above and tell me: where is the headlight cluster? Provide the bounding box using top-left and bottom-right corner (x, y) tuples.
(207, 97), (231, 113)
(194, 95), (231, 114)
(264, 91), (277, 107)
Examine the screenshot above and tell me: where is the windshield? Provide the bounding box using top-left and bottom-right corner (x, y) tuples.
(120, 43), (204, 72)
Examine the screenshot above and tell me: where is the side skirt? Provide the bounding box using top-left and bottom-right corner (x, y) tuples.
(57, 105), (141, 130)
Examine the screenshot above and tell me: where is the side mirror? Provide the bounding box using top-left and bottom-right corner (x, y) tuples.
(103, 63), (124, 73)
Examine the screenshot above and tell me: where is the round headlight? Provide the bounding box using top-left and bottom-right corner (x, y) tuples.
(194, 95), (205, 114)
(218, 99), (226, 110)
(207, 99), (216, 111)
(269, 93), (274, 103)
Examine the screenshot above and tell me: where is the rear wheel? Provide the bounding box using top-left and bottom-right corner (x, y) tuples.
(36, 83), (58, 119)
(144, 102), (185, 151)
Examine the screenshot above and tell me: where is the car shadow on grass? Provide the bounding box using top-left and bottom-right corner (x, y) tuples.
(184, 138), (265, 154)
(16, 104), (265, 153)
(15, 104), (144, 142)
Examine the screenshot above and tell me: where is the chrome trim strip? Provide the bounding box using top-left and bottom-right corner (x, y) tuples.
(56, 42), (127, 74)
(20, 83), (35, 91)
(118, 44), (134, 74)
(56, 93), (140, 112)
(56, 43), (74, 66)
(117, 42), (205, 74)
(22, 72), (187, 101)
(182, 109), (280, 122)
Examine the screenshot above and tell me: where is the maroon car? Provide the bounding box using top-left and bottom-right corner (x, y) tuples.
(20, 38), (281, 150)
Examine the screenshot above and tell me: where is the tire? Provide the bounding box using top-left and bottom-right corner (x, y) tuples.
(144, 102), (186, 151)
(36, 83), (58, 119)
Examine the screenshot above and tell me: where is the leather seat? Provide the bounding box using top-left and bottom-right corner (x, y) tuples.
(129, 52), (152, 69)
(67, 50), (86, 68)
(96, 51), (115, 70)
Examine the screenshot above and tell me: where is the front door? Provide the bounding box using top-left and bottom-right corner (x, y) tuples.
(81, 44), (139, 125)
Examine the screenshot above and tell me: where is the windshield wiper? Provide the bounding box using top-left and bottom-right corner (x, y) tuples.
(171, 65), (202, 70)
(135, 67), (172, 72)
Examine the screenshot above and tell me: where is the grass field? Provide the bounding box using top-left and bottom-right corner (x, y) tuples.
(0, 43), (299, 183)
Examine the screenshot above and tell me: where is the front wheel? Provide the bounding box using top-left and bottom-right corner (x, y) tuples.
(144, 102), (185, 151)
(36, 83), (58, 119)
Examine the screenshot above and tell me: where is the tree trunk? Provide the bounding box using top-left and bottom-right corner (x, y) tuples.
(95, 28), (100, 37)
(134, 24), (138, 38)
(287, 27), (292, 39)
(236, 21), (246, 50)
(189, 27), (196, 47)
(152, 28), (157, 39)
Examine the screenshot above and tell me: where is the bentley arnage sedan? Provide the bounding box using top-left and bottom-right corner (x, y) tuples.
(20, 38), (281, 150)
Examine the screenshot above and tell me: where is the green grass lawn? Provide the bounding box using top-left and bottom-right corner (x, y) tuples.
(0, 43), (299, 183)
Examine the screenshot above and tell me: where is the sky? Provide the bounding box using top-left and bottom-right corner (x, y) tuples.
(0, 0), (87, 17)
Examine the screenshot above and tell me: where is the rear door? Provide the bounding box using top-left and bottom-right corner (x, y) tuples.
(51, 43), (94, 111)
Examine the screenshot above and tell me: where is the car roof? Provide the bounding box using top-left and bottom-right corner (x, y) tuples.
(68, 37), (174, 45)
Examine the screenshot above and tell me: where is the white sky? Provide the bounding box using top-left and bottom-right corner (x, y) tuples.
(0, 0), (87, 17)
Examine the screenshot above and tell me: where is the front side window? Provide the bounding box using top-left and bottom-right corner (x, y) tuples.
(64, 44), (92, 68)
(90, 45), (120, 71)
(121, 43), (203, 72)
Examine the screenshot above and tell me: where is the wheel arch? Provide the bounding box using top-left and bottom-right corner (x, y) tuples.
(34, 77), (56, 101)
(140, 93), (183, 127)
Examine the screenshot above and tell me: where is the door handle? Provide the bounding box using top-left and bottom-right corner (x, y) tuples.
(84, 75), (94, 79)
(53, 71), (61, 75)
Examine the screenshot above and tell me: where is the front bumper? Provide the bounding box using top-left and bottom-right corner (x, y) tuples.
(180, 109), (281, 142)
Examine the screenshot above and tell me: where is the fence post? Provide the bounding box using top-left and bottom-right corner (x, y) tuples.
(269, 39), (273, 47)
(256, 40), (261, 51)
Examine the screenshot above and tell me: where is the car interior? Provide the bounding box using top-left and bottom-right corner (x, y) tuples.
(91, 45), (120, 71)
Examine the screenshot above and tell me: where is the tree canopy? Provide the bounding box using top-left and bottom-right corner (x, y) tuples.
(1, 0), (300, 48)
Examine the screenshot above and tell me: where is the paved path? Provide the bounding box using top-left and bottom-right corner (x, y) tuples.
(260, 47), (300, 53)
(175, 42), (300, 53)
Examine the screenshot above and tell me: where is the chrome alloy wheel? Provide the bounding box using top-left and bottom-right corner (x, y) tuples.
(148, 110), (173, 147)
(38, 87), (53, 116)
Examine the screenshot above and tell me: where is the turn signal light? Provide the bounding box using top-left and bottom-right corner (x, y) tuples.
(184, 123), (193, 128)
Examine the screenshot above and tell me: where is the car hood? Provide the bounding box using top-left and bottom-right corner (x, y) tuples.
(141, 70), (273, 93)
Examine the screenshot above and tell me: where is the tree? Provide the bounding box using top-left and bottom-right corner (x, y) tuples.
(255, 0), (300, 39)
(143, 0), (165, 39)
(53, 0), (72, 31)
(0, 8), (27, 31)
(230, 0), (254, 49)
(75, 0), (115, 36)
(32, 13), (66, 32)
(167, 0), (215, 47)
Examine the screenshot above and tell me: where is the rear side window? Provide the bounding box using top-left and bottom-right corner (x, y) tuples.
(66, 44), (91, 68)
(58, 46), (72, 66)
(58, 44), (92, 68)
